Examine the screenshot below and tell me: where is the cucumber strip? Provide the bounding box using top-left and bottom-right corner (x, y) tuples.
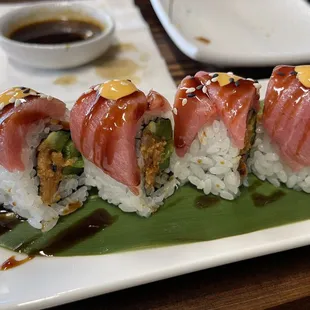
(62, 166), (84, 176)
(43, 131), (70, 152)
(63, 140), (81, 159)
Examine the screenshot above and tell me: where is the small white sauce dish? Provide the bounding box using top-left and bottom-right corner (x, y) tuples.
(0, 2), (115, 69)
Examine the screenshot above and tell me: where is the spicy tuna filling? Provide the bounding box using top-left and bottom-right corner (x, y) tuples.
(140, 118), (173, 194)
(36, 130), (84, 205)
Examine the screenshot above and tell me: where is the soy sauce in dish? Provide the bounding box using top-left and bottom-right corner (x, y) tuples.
(9, 19), (103, 45)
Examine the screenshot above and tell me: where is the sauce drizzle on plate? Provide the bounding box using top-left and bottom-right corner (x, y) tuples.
(0, 255), (34, 271)
(35, 208), (117, 256)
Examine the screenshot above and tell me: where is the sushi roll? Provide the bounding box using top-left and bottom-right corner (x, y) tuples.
(0, 87), (88, 231)
(249, 65), (310, 192)
(170, 72), (261, 200)
(70, 80), (178, 216)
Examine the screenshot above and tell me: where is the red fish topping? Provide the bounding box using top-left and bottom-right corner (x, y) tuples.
(0, 88), (66, 172)
(263, 65), (310, 171)
(173, 72), (260, 157)
(146, 90), (171, 115)
(173, 75), (217, 157)
(70, 82), (171, 190)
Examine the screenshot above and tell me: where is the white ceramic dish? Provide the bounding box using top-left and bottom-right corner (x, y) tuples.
(3, 79), (310, 310)
(150, 0), (310, 66)
(0, 2), (115, 69)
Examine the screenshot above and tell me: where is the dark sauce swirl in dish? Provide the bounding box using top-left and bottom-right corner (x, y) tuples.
(9, 19), (103, 44)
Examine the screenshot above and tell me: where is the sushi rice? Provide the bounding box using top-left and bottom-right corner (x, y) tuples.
(84, 111), (179, 217)
(170, 120), (242, 200)
(0, 120), (88, 231)
(249, 124), (310, 193)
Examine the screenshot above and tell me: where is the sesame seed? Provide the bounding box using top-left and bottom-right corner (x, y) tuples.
(23, 88), (30, 94)
(0, 102), (5, 110)
(208, 72), (215, 77)
(51, 164), (57, 172)
(187, 93), (195, 98)
(14, 99), (22, 107)
(94, 85), (100, 91)
(173, 108), (178, 115)
(254, 80), (259, 83)
(182, 98), (187, 106)
(196, 84), (203, 90)
(235, 81), (240, 87)
(290, 71), (297, 76)
(211, 77), (218, 83)
(186, 87), (196, 93)
(206, 80), (211, 86)
(254, 83), (262, 89)
(9, 97), (15, 103)
(227, 72), (234, 76)
(202, 86), (207, 94)
(127, 79), (132, 82)
(229, 78), (234, 83)
(47, 95), (53, 101)
(246, 78), (255, 82)
(276, 71), (285, 76)
(29, 91), (37, 96)
(20, 87), (26, 90)
(39, 93), (48, 99)
(212, 73), (219, 78)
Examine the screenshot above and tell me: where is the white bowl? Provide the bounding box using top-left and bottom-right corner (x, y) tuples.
(0, 2), (115, 69)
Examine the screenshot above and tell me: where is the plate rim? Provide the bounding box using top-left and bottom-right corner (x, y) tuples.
(150, 0), (310, 66)
(3, 78), (308, 310)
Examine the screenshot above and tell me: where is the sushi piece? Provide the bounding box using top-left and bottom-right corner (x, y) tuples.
(170, 72), (261, 200)
(70, 80), (178, 217)
(249, 65), (310, 192)
(0, 87), (88, 231)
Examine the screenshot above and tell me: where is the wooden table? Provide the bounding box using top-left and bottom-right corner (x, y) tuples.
(2, 0), (310, 309)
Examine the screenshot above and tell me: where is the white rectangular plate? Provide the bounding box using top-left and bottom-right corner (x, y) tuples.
(2, 79), (310, 310)
(150, 0), (310, 66)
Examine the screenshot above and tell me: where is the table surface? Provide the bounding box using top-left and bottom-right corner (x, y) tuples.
(2, 0), (310, 309)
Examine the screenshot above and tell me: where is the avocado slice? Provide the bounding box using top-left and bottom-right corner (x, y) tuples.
(62, 166), (83, 176)
(146, 119), (172, 141)
(145, 119), (174, 170)
(62, 157), (84, 175)
(71, 157), (84, 168)
(63, 140), (81, 159)
(159, 141), (174, 170)
(43, 131), (70, 152)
